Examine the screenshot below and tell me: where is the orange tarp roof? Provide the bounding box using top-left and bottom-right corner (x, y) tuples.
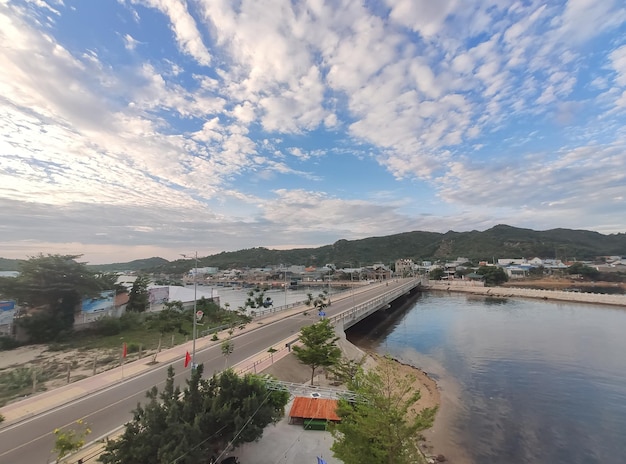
(289, 397), (340, 422)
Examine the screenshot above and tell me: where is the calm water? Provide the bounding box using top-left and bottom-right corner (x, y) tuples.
(346, 292), (626, 464)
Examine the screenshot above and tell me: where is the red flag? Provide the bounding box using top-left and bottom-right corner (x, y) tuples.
(122, 342), (127, 359)
(184, 351), (191, 368)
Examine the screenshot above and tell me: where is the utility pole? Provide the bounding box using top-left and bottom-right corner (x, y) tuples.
(181, 252), (198, 369)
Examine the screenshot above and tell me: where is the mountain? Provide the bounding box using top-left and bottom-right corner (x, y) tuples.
(0, 256), (170, 272)
(87, 257), (170, 272)
(147, 225), (626, 273)
(2, 226), (625, 273)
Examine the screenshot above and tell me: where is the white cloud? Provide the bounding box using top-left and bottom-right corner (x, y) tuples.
(610, 45), (626, 87)
(1, 0), (626, 263)
(123, 33), (140, 50)
(131, 0), (211, 65)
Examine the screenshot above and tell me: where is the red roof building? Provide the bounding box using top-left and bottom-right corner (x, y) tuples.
(288, 397), (340, 423)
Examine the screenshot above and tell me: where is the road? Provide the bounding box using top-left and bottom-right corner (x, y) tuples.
(0, 279), (415, 464)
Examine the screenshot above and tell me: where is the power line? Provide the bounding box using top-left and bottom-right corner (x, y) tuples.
(213, 390), (273, 463)
(169, 424), (228, 464)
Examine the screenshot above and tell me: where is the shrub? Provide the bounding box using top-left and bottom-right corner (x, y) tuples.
(92, 317), (121, 336)
(0, 336), (21, 351)
(119, 311), (143, 330)
(127, 343), (140, 354)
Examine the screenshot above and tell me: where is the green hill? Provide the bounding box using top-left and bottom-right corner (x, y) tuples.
(148, 225), (626, 273)
(2, 225), (625, 274)
(87, 257), (170, 272)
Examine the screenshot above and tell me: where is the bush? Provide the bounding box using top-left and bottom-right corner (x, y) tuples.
(91, 317), (121, 336)
(119, 311), (143, 330)
(0, 336), (21, 351)
(127, 343), (140, 354)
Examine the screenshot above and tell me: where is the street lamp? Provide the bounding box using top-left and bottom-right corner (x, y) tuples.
(327, 268), (332, 306)
(181, 252), (198, 369)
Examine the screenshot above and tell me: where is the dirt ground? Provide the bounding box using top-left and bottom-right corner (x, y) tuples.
(0, 344), (158, 406)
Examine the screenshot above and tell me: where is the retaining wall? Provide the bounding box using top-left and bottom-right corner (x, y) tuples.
(425, 281), (626, 307)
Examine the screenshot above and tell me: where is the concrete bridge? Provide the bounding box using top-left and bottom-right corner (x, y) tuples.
(328, 278), (423, 330)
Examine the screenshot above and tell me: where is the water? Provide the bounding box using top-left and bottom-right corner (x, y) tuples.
(346, 292), (626, 464)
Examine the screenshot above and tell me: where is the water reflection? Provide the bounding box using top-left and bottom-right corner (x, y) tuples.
(346, 292), (626, 464)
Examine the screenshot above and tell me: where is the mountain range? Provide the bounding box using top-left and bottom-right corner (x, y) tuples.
(2, 225), (624, 273)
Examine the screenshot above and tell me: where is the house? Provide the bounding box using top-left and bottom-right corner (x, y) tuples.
(395, 259), (415, 276)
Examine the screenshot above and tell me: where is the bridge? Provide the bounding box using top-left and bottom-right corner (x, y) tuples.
(329, 278), (422, 330)
(0, 278), (422, 464)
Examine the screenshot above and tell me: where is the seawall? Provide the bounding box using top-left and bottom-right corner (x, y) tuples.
(424, 281), (626, 307)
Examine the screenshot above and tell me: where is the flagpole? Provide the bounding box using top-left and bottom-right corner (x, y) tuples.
(181, 252), (198, 370)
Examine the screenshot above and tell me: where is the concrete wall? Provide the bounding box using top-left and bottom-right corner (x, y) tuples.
(425, 281), (626, 307)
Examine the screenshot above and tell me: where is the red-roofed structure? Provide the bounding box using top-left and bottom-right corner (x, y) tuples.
(288, 397), (341, 424)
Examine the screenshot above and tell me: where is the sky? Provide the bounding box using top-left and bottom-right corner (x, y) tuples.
(1, 0), (625, 265)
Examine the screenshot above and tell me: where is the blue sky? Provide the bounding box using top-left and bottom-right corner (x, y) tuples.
(1, 0), (625, 264)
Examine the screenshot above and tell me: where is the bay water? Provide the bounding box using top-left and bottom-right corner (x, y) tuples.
(346, 292), (626, 464)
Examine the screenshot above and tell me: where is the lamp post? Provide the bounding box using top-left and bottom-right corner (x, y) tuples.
(181, 252), (198, 369)
(283, 265), (287, 307)
(327, 268), (331, 306)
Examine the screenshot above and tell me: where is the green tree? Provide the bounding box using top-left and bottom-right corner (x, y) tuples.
(329, 356), (365, 385)
(53, 419), (91, 460)
(529, 265), (545, 277)
(292, 319), (341, 385)
(238, 286), (272, 315)
(221, 339), (234, 368)
(330, 356), (437, 464)
(429, 268), (445, 280)
(146, 306), (189, 336)
(476, 265), (509, 286)
(99, 365), (289, 464)
(304, 290), (329, 313)
(0, 254), (106, 342)
(126, 276), (150, 312)
(567, 262), (600, 280)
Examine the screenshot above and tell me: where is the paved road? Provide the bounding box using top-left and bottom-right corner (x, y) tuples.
(0, 279), (416, 464)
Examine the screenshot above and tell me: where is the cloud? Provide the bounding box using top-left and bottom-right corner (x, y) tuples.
(1, 0), (625, 263)
(130, 0), (211, 65)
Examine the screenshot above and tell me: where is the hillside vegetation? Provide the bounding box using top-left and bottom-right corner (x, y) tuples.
(1, 225), (624, 272)
(151, 225), (625, 272)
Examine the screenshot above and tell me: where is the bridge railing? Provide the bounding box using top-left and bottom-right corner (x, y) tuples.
(329, 279), (420, 328)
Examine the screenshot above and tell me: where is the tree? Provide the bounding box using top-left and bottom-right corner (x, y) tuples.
(305, 290), (329, 314)
(53, 419), (91, 460)
(476, 265), (509, 286)
(0, 254), (106, 342)
(292, 319), (341, 385)
(330, 356), (437, 464)
(99, 365), (289, 464)
(238, 286), (271, 314)
(529, 265), (545, 277)
(221, 339), (234, 368)
(567, 262), (600, 280)
(126, 276), (150, 312)
(429, 268), (445, 280)
(329, 356), (365, 385)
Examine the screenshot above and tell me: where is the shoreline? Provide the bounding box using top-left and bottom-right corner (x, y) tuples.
(424, 281), (626, 307)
